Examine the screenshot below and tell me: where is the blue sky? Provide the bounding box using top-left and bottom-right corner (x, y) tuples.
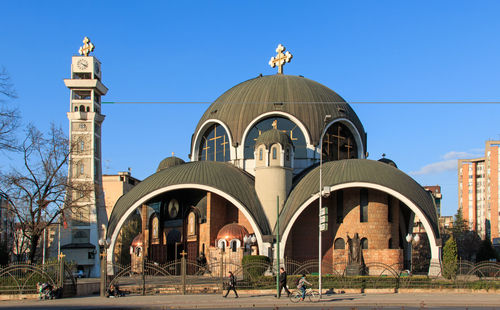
(2, 1), (500, 216)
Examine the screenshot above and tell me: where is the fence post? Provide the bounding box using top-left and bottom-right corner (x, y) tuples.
(219, 251), (224, 293)
(141, 259), (146, 296)
(58, 253), (65, 289)
(181, 250), (187, 295)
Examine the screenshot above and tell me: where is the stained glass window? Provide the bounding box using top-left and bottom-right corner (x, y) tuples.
(322, 122), (358, 162)
(198, 124), (230, 162)
(244, 117), (307, 159)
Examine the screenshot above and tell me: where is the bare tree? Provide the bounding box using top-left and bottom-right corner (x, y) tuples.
(0, 124), (92, 262)
(0, 67), (20, 152)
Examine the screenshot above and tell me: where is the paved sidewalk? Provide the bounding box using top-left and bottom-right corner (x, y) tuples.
(1, 292), (499, 309)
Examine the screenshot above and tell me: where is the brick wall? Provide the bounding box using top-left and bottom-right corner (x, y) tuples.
(285, 188), (403, 268)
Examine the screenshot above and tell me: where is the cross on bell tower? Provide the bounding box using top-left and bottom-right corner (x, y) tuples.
(269, 44), (293, 74)
(79, 37), (95, 56)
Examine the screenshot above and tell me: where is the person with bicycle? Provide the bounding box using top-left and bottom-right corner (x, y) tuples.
(296, 273), (311, 301)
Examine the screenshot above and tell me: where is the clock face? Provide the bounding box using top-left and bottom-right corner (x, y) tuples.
(168, 199), (179, 218)
(77, 59), (88, 70)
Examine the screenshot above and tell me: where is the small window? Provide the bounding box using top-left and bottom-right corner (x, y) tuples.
(361, 238), (368, 249)
(79, 105), (85, 112)
(230, 239), (240, 252)
(217, 239), (226, 251)
(80, 163), (84, 175)
(86, 106), (90, 112)
(79, 140), (84, 152)
(272, 147), (277, 159)
(259, 148), (263, 160)
(74, 106), (78, 112)
(334, 238), (345, 249)
(388, 238), (393, 249)
(336, 190), (344, 223)
(387, 195), (392, 223)
(285, 148), (290, 161)
(360, 189), (368, 222)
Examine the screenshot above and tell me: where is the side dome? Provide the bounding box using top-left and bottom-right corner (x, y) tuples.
(131, 233), (143, 248)
(216, 223), (249, 242)
(255, 129), (293, 149)
(156, 156), (185, 172)
(193, 74), (366, 149)
(378, 157), (398, 168)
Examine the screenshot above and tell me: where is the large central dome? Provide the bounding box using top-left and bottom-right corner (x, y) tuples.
(193, 74), (366, 148)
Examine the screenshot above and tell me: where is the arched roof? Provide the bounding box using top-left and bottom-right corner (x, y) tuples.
(107, 161), (270, 239)
(193, 74), (366, 149)
(278, 159), (439, 237)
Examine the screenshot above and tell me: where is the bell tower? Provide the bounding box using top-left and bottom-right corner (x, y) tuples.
(62, 37), (108, 277)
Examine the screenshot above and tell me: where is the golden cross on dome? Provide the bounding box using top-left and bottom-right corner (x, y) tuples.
(78, 37), (95, 56)
(269, 44), (293, 74)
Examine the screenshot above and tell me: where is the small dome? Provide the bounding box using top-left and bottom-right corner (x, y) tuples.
(131, 233), (143, 248)
(255, 129), (293, 149)
(156, 156), (185, 172)
(216, 223), (249, 242)
(378, 157), (398, 168)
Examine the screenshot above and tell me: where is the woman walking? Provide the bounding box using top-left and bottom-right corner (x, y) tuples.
(223, 271), (238, 298)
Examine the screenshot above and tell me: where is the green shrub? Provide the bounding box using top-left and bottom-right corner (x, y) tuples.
(442, 235), (458, 279)
(241, 255), (270, 280)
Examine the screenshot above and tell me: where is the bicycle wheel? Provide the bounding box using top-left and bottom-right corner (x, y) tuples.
(289, 291), (302, 303)
(308, 290), (320, 302)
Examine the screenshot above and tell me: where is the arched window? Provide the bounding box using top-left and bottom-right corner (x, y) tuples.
(230, 239), (240, 252)
(79, 105), (85, 112)
(74, 106), (78, 112)
(86, 106), (90, 112)
(322, 122), (359, 162)
(217, 239), (226, 251)
(244, 117), (307, 159)
(198, 124), (230, 162)
(361, 238), (368, 249)
(79, 140), (84, 152)
(272, 146), (277, 159)
(259, 148), (263, 160)
(80, 163), (84, 175)
(334, 238), (345, 249)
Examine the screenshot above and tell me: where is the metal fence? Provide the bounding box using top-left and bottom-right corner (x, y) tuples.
(105, 258), (500, 295)
(0, 259), (76, 296)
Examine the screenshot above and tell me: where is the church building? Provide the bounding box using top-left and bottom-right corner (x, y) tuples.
(63, 39), (442, 275)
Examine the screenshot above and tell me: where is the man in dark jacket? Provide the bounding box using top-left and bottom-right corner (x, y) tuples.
(223, 271), (238, 298)
(278, 267), (291, 297)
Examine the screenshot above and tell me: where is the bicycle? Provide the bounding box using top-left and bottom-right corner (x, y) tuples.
(289, 287), (320, 303)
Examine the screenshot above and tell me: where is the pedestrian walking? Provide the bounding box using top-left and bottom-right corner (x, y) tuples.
(223, 271), (238, 298)
(278, 267), (291, 297)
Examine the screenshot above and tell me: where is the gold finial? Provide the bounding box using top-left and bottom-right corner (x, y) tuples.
(78, 37), (95, 56)
(172, 152), (175, 156)
(269, 44), (293, 74)
(272, 119), (278, 129)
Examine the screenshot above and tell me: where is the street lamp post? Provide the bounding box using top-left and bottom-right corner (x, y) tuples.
(318, 114), (331, 299)
(405, 233), (420, 273)
(99, 238), (110, 297)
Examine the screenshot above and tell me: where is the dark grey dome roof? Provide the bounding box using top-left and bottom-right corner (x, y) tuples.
(193, 74), (366, 149)
(255, 129), (293, 148)
(156, 156), (185, 172)
(378, 157), (398, 168)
